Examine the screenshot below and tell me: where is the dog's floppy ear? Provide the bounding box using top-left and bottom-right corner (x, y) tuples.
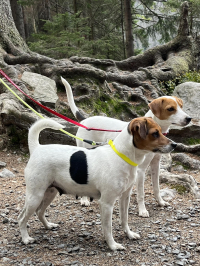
(172, 96), (183, 108)
(148, 98), (163, 118)
(128, 118), (148, 139)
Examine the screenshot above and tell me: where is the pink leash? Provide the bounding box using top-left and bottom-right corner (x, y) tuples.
(0, 69), (122, 133)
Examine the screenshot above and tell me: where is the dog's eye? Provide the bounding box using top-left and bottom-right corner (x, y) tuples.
(167, 107), (174, 112)
(152, 131), (159, 138)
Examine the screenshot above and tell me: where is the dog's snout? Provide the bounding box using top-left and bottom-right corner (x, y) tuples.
(185, 117), (192, 124)
(171, 142), (177, 149)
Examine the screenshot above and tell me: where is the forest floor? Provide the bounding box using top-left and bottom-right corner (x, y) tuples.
(0, 147), (200, 266)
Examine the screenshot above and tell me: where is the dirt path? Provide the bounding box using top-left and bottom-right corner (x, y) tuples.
(0, 149), (200, 266)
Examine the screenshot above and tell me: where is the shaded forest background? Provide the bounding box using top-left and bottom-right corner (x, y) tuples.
(12, 0), (200, 60)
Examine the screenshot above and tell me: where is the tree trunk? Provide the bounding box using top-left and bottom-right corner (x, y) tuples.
(0, 0), (29, 57)
(10, 0), (26, 40)
(37, 0), (51, 32)
(177, 1), (189, 36)
(123, 0), (134, 57)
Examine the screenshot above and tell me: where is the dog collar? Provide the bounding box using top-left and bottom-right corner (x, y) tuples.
(108, 140), (138, 167)
(162, 133), (168, 136)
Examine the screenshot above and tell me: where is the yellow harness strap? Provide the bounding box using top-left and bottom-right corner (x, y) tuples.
(108, 139), (138, 167)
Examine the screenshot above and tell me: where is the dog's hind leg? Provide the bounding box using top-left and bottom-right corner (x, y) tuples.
(18, 191), (45, 244)
(119, 185), (140, 240)
(36, 187), (58, 229)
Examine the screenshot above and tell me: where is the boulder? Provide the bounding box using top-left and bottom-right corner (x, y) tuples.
(169, 82), (200, 143)
(173, 82), (200, 120)
(21, 72), (58, 108)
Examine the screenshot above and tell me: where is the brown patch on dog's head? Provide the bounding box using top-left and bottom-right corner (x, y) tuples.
(148, 97), (180, 120)
(172, 96), (183, 108)
(128, 117), (172, 151)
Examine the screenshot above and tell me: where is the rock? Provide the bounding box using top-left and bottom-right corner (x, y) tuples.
(0, 168), (15, 178)
(3, 217), (9, 224)
(0, 161), (6, 168)
(173, 165), (185, 172)
(2, 257), (10, 263)
(173, 82), (200, 120)
(177, 214), (190, 220)
(21, 71), (58, 108)
(160, 188), (176, 201)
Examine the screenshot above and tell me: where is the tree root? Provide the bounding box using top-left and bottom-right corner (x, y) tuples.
(172, 153), (200, 170)
(175, 143), (200, 154)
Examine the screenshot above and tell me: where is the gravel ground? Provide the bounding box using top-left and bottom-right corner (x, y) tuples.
(0, 149), (200, 266)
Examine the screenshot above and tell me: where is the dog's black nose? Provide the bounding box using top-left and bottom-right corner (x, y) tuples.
(171, 143), (177, 149)
(185, 117), (192, 123)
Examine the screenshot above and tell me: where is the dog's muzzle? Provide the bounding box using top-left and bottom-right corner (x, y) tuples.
(153, 142), (177, 153)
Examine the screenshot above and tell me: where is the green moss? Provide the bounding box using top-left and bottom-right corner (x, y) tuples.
(174, 161), (189, 170)
(185, 138), (200, 145)
(169, 184), (187, 194)
(93, 97), (125, 116)
(166, 54), (190, 75)
(134, 103), (147, 116)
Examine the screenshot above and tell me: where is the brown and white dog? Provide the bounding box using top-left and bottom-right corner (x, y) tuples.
(61, 77), (191, 217)
(18, 117), (176, 250)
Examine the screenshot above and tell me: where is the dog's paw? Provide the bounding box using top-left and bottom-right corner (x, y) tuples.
(23, 237), (35, 245)
(45, 222), (59, 230)
(109, 242), (126, 251)
(158, 199), (170, 207)
(127, 231), (140, 240)
(80, 197), (90, 207)
(139, 209), (149, 218)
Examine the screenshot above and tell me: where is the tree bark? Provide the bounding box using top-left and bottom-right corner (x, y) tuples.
(178, 1), (189, 36)
(123, 0), (134, 57)
(10, 0), (26, 40)
(0, 0), (29, 56)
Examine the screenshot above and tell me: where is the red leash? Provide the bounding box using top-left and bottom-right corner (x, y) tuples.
(0, 69), (122, 132)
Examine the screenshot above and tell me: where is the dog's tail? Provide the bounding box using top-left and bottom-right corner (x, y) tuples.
(61, 77), (86, 122)
(28, 119), (65, 155)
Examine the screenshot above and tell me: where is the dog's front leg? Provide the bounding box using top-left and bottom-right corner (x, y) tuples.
(119, 185), (140, 240)
(150, 153), (170, 207)
(99, 198), (125, 251)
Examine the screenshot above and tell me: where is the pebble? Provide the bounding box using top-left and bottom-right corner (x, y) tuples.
(0, 161), (6, 168)
(0, 168), (15, 178)
(176, 214), (190, 220)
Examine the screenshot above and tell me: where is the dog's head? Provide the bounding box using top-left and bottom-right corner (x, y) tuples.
(128, 117), (177, 153)
(148, 96), (191, 126)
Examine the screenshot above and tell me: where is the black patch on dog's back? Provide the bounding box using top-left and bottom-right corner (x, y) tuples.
(70, 151), (88, 184)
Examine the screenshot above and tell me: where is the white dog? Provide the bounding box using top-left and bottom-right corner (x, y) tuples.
(18, 117), (176, 250)
(61, 77), (191, 217)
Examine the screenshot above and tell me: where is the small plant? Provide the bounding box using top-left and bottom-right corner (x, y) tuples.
(174, 161), (189, 170)
(159, 70), (200, 95)
(170, 184), (187, 194)
(159, 74), (184, 95)
(185, 138), (200, 145)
